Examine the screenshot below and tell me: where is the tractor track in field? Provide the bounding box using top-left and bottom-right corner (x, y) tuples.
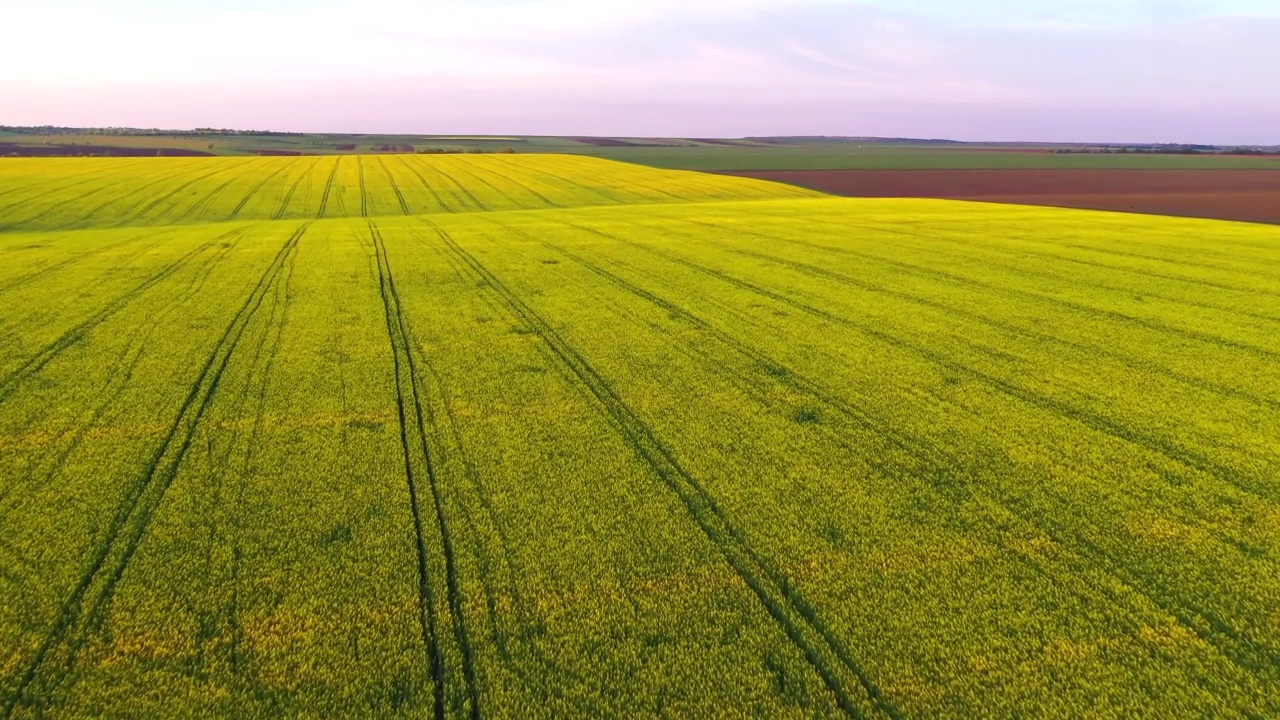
(445, 164), (518, 208)
(0, 164), (181, 232)
(371, 224), (447, 720)
(0, 223), (309, 720)
(486, 157), (622, 205)
(399, 225), (618, 717)
(431, 165), (489, 212)
(377, 157), (412, 215)
(0, 171), (116, 218)
(109, 162), (247, 229)
(506, 218), (1264, 699)
(630, 167), (758, 202)
(576, 220), (1280, 683)
(399, 159), (454, 213)
(749, 211), (1280, 322)
(740, 215), (1280, 377)
(621, 219), (1280, 505)
(491, 224), (1239, 696)
(0, 163), (183, 228)
(1, 229), (191, 332)
(226, 159), (292, 221)
(369, 222), (481, 720)
(422, 220), (901, 720)
(743, 213), (1280, 350)
(1003, 231), (1280, 284)
(272, 158), (321, 220)
(191, 230), (296, 681)
(316, 157), (341, 220)
(465, 164), (560, 208)
(0, 233), (248, 523)
(357, 157), (370, 218)
(673, 223), (1280, 414)
(896, 233), (1280, 325)
(0, 230), (169, 296)
(606, 163), (764, 204)
(1013, 235), (1280, 291)
(170, 162), (265, 226)
(0, 227), (251, 405)
(747, 245), (1280, 413)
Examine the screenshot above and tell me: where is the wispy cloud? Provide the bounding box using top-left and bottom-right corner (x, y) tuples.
(2, 0), (1277, 142)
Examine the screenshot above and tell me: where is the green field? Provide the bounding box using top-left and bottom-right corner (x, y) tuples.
(563, 145), (1280, 171)
(1, 155), (1279, 719)
(7, 129), (1279, 171)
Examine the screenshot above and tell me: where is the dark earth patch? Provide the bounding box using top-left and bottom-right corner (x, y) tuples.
(728, 169), (1280, 225)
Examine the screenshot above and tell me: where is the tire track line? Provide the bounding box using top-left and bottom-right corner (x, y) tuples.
(430, 163), (489, 211)
(677, 224), (1280, 413)
(398, 158), (454, 213)
(489, 156), (622, 205)
(357, 156), (370, 218)
(0, 227), (250, 405)
(1, 223), (309, 719)
(316, 156), (342, 220)
(1022, 233), (1280, 283)
(190, 226), (296, 680)
(599, 221), (1279, 503)
(110, 161), (248, 228)
(756, 212), (1280, 320)
(226, 159), (293, 221)
(411, 229), (626, 716)
(998, 233), (1280, 294)
(444, 162), (512, 204)
(170, 162), (264, 225)
(0, 230), (182, 334)
(458, 163), (558, 209)
(731, 214), (1280, 354)
(0, 233), (249, 523)
(377, 157), (412, 215)
(273, 157), (322, 220)
(0, 164), (180, 231)
(421, 220), (900, 720)
(0, 170), (113, 218)
(914, 237), (1280, 324)
(563, 221), (1280, 679)
(370, 222), (480, 720)
(0, 230), (168, 296)
(508, 218), (1270, 695)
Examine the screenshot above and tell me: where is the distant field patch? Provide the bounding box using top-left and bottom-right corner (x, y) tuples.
(569, 145), (1280, 171)
(428, 136), (524, 142)
(732, 169), (1280, 224)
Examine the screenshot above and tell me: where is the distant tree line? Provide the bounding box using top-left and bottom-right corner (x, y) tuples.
(0, 125), (303, 137)
(1049, 143), (1277, 156)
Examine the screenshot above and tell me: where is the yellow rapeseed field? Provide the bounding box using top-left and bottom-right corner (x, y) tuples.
(1, 155), (1278, 719)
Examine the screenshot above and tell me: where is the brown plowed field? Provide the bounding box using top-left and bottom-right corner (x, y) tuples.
(728, 169), (1280, 225)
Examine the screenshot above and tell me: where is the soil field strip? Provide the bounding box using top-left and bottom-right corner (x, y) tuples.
(727, 169), (1280, 225)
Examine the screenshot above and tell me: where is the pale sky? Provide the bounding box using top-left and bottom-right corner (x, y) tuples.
(3, 0), (1278, 143)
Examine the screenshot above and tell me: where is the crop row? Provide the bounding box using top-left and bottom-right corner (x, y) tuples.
(0, 155), (821, 233)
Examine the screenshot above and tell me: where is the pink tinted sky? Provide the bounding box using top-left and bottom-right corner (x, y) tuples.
(3, 0), (1278, 143)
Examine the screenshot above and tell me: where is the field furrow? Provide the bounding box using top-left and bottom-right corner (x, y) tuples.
(0, 227), (249, 400)
(452, 212), (1275, 713)
(1, 224), (307, 717)
(421, 220), (900, 720)
(371, 221), (480, 719)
